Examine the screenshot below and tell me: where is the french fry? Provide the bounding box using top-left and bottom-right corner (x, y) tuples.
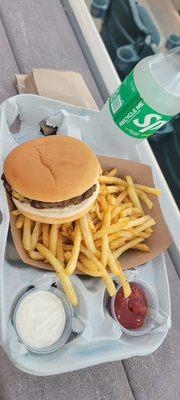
(108, 250), (131, 298)
(28, 250), (45, 260)
(125, 215), (151, 229)
(115, 260), (132, 298)
(79, 253), (101, 273)
(110, 237), (126, 250)
(120, 207), (143, 217)
(109, 195), (117, 206)
(95, 201), (102, 220)
(42, 224), (50, 248)
(135, 183), (161, 196)
(63, 244), (73, 251)
(105, 193), (116, 207)
(94, 218), (129, 240)
(129, 228), (151, 239)
(101, 234), (109, 267)
(66, 225), (81, 275)
(11, 209), (21, 216)
(106, 185), (125, 194)
(31, 222), (41, 250)
(30, 221), (35, 232)
(15, 214), (24, 229)
(77, 261), (103, 277)
(36, 243), (78, 306)
(127, 187), (144, 215)
(106, 193), (112, 205)
(114, 191), (128, 206)
(108, 231), (124, 242)
(146, 227), (153, 234)
(86, 212), (96, 233)
(120, 202), (133, 210)
(100, 270), (117, 296)
(113, 207), (130, 223)
(94, 239), (101, 248)
(61, 231), (71, 240)
(90, 212), (96, 222)
(133, 243), (150, 252)
(112, 204), (130, 220)
(64, 251), (72, 262)
(107, 168), (118, 177)
(49, 224), (58, 256)
(93, 206), (111, 240)
(98, 194), (108, 211)
(90, 206), (96, 216)
(108, 249), (121, 274)
(135, 219), (155, 232)
(99, 175), (126, 186)
(126, 176), (144, 214)
(56, 232), (64, 266)
(62, 223), (71, 232)
(108, 218), (129, 232)
(117, 230), (133, 239)
(136, 189), (153, 209)
(99, 184), (106, 194)
(113, 237), (144, 259)
(22, 217), (32, 251)
(80, 245), (116, 296)
(79, 215), (97, 254)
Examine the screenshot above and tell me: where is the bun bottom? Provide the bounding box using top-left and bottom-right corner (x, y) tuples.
(13, 183), (99, 224)
(20, 204), (92, 224)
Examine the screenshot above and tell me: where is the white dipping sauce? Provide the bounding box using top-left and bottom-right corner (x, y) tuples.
(15, 290), (66, 349)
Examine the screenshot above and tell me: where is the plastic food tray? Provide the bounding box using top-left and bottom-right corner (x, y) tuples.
(0, 95), (171, 375)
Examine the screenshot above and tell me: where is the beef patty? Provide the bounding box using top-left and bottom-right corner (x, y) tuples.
(1, 174), (96, 209)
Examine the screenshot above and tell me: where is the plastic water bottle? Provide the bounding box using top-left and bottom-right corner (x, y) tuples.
(83, 46), (180, 156)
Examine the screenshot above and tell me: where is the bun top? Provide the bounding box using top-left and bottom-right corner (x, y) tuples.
(4, 135), (101, 202)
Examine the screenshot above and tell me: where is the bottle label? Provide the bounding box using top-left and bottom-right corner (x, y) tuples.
(109, 70), (173, 139)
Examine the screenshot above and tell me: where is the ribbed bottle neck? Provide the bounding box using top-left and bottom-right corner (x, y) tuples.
(149, 46), (180, 96)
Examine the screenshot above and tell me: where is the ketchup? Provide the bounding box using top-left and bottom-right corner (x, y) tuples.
(114, 283), (148, 330)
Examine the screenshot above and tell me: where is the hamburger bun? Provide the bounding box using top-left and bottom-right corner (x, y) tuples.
(3, 135), (101, 223)
(13, 183), (99, 224)
(15, 205), (93, 225)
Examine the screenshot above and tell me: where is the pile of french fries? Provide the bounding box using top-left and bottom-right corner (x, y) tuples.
(12, 168), (161, 306)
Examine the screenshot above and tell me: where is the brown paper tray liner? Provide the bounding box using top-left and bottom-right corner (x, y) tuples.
(9, 156), (172, 272)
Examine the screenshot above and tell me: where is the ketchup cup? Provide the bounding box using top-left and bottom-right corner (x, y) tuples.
(111, 278), (159, 336)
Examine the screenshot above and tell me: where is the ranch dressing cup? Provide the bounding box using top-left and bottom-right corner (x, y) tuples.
(13, 287), (73, 354)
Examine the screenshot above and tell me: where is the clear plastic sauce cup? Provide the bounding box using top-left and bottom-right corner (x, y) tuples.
(13, 287), (73, 354)
(111, 278), (159, 336)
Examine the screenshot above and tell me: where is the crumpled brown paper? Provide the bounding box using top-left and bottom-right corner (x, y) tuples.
(15, 69), (97, 109)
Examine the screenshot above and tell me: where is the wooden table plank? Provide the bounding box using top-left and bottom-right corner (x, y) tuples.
(0, 18), (18, 102)
(0, 0), (103, 108)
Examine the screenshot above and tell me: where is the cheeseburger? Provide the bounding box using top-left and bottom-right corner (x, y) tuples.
(2, 135), (101, 224)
